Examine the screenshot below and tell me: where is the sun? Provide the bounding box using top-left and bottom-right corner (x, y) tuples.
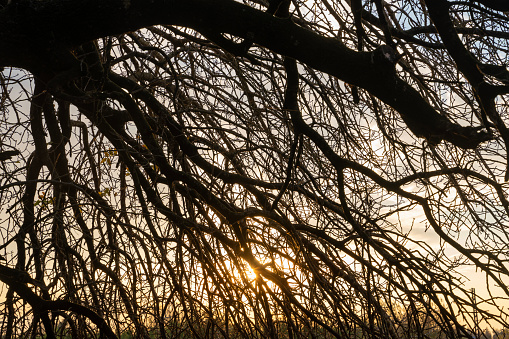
(245, 264), (257, 281)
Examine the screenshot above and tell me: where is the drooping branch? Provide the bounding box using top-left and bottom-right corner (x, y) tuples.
(0, 264), (118, 339)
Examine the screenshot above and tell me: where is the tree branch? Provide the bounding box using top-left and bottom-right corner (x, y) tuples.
(0, 264), (118, 338)
(0, 0), (492, 149)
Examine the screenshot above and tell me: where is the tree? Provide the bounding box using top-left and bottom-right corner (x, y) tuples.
(1, 0), (509, 337)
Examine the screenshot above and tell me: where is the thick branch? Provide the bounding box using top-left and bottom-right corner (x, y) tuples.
(0, 0), (491, 149)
